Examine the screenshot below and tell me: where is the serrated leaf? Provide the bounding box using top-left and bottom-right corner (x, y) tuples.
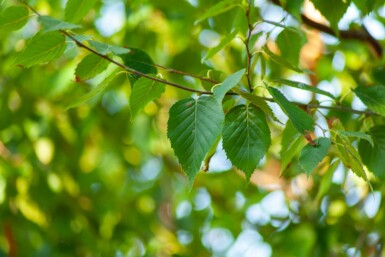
(14, 31), (67, 68)
(280, 120), (305, 173)
(38, 15), (81, 32)
(129, 76), (165, 119)
(196, 0), (241, 24)
(299, 137), (331, 175)
(332, 131), (368, 181)
(222, 105), (270, 180)
(65, 0), (98, 23)
(66, 72), (120, 109)
(358, 126), (385, 179)
(334, 130), (374, 147)
(353, 85), (385, 116)
(212, 69), (245, 102)
(275, 80), (335, 99)
(233, 88), (280, 123)
(267, 86), (314, 134)
(167, 96), (224, 185)
(309, 0), (350, 33)
(75, 54), (110, 81)
(119, 48), (157, 85)
(263, 46), (304, 73)
(0, 6), (29, 32)
(88, 40), (130, 55)
(203, 30), (238, 61)
(276, 28), (306, 66)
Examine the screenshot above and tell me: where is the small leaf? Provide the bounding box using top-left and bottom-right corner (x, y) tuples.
(66, 72), (121, 109)
(212, 69), (245, 102)
(130, 76), (165, 119)
(267, 86), (314, 134)
(280, 121), (305, 173)
(88, 40), (130, 55)
(167, 96), (224, 185)
(309, 0), (350, 33)
(75, 54), (110, 81)
(65, 0), (98, 23)
(263, 46), (304, 73)
(196, 0), (241, 24)
(0, 6), (29, 32)
(203, 30), (238, 61)
(276, 28), (306, 66)
(353, 85), (385, 116)
(358, 126), (385, 179)
(334, 130), (374, 147)
(222, 105), (271, 180)
(299, 137), (331, 175)
(38, 16), (81, 32)
(275, 79), (335, 99)
(14, 31), (67, 68)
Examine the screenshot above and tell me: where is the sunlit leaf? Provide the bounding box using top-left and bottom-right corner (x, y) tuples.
(353, 85), (385, 116)
(88, 40), (130, 55)
(275, 79), (335, 99)
(167, 96), (224, 185)
(309, 0), (350, 33)
(38, 15), (81, 32)
(299, 137), (331, 175)
(263, 46), (304, 73)
(65, 0), (98, 22)
(0, 6), (29, 32)
(75, 53), (110, 81)
(222, 105), (271, 180)
(203, 30), (238, 61)
(212, 69), (245, 102)
(196, 0), (242, 23)
(280, 120), (305, 173)
(333, 130), (374, 147)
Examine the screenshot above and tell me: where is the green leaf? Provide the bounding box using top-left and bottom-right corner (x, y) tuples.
(38, 16), (81, 32)
(274, 79), (335, 99)
(233, 88), (280, 123)
(75, 54), (110, 81)
(14, 31), (67, 68)
(129, 76), (165, 119)
(167, 96), (224, 185)
(353, 85), (385, 116)
(203, 30), (238, 61)
(333, 130), (374, 147)
(309, 0), (351, 33)
(299, 137), (331, 175)
(267, 86), (314, 134)
(358, 126), (385, 179)
(276, 28), (306, 66)
(119, 48), (157, 85)
(66, 72), (120, 109)
(212, 69), (245, 102)
(331, 131), (368, 181)
(222, 105), (271, 180)
(65, 0), (98, 23)
(196, 0), (241, 23)
(263, 46), (304, 73)
(0, 6), (29, 32)
(88, 40), (130, 55)
(280, 120), (305, 173)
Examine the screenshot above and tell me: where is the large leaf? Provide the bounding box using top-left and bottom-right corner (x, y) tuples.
(129, 76), (165, 119)
(267, 86), (314, 134)
(212, 69), (245, 102)
(167, 96), (224, 185)
(88, 40), (130, 55)
(203, 30), (238, 61)
(299, 137), (331, 175)
(196, 0), (241, 23)
(38, 16), (81, 32)
(276, 28), (306, 66)
(65, 0), (98, 22)
(263, 46), (304, 73)
(0, 6), (29, 32)
(275, 79), (335, 99)
(353, 85), (385, 116)
(280, 120), (305, 173)
(222, 105), (271, 180)
(358, 126), (385, 179)
(75, 54), (110, 81)
(14, 31), (67, 68)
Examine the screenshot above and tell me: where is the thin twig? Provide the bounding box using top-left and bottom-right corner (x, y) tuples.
(244, 0), (254, 92)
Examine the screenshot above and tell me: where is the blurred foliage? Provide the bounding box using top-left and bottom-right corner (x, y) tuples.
(1, 0), (385, 257)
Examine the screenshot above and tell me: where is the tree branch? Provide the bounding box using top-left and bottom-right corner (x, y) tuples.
(245, 0), (254, 92)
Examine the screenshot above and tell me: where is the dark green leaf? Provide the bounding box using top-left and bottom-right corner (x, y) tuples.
(130, 76), (165, 119)
(275, 79), (335, 99)
(212, 69), (245, 102)
(88, 40), (130, 55)
(222, 105), (270, 180)
(353, 85), (385, 116)
(167, 96), (224, 185)
(280, 120), (305, 173)
(75, 54), (110, 81)
(38, 16), (81, 32)
(358, 126), (385, 179)
(0, 6), (29, 32)
(299, 137), (331, 175)
(65, 0), (98, 22)
(267, 86), (314, 134)
(14, 31), (67, 68)
(203, 30), (238, 61)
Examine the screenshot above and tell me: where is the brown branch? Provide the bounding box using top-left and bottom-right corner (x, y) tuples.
(245, 0), (254, 92)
